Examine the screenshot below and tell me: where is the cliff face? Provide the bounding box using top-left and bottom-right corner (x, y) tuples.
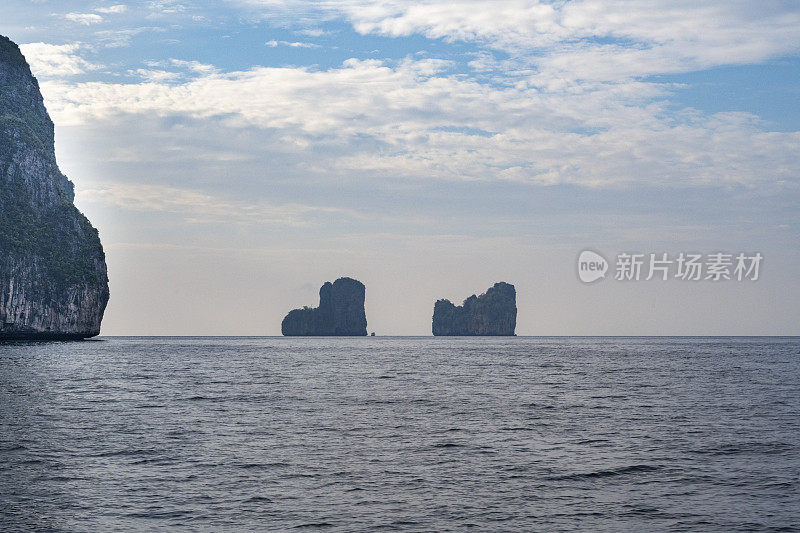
(432, 282), (516, 336)
(0, 35), (109, 339)
(282, 277), (367, 336)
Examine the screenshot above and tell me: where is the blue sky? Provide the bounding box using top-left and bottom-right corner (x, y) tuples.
(2, 0), (799, 334)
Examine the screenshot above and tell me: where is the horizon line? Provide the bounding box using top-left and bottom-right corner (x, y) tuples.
(86, 334), (800, 339)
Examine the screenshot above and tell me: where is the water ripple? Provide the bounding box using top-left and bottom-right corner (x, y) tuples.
(1, 336), (799, 531)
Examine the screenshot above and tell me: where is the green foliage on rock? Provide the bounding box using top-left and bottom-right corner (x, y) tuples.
(0, 175), (104, 288)
(0, 34), (106, 291)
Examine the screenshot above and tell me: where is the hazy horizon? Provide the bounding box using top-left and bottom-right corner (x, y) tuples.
(3, 0), (799, 335)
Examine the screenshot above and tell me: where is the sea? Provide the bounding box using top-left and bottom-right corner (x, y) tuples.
(1, 336), (798, 532)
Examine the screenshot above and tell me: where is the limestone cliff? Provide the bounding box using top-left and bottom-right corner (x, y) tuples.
(282, 277), (367, 336)
(432, 282), (516, 336)
(0, 35), (109, 339)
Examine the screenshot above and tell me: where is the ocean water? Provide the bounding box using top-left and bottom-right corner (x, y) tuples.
(1, 337), (798, 532)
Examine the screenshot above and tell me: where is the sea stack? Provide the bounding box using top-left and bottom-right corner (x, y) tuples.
(0, 35), (109, 339)
(282, 277), (367, 336)
(432, 282), (517, 336)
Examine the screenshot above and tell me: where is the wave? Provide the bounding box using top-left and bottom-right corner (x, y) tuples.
(548, 464), (661, 481)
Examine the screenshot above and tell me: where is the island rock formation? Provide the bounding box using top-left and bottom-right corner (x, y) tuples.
(282, 277), (367, 336)
(432, 282), (516, 336)
(0, 35), (109, 339)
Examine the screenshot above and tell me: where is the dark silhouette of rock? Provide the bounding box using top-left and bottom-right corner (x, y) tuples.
(0, 35), (109, 340)
(282, 277), (367, 336)
(432, 282), (516, 336)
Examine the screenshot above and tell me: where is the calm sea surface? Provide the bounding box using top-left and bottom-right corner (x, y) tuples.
(1, 337), (798, 532)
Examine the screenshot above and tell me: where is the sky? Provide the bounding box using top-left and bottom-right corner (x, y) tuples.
(2, 0), (799, 335)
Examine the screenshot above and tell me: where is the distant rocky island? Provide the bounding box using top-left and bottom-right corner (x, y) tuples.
(282, 277), (367, 336)
(0, 35), (109, 340)
(432, 282), (516, 336)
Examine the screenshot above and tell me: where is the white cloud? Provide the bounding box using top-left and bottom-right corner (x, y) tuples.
(295, 28), (330, 37)
(237, 0), (800, 82)
(64, 12), (104, 25)
(266, 40), (321, 48)
(169, 58), (219, 74)
(95, 27), (166, 48)
(128, 68), (182, 82)
(36, 57), (800, 189)
(147, 0), (186, 14)
(19, 42), (101, 77)
(95, 4), (128, 14)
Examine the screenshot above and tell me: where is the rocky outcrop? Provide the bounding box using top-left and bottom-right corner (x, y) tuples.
(432, 282), (516, 336)
(282, 277), (367, 336)
(0, 35), (109, 340)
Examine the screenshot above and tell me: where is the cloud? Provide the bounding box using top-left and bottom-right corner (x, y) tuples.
(127, 68), (183, 82)
(95, 4), (128, 14)
(266, 40), (321, 48)
(77, 183), (354, 227)
(36, 57), (800, 189)
(295, 28), (331, 37)
(94, 27), (166, 48)
(236, 0), (800, 82)
(169, 58), (219, 74)
(64, 12), (104, 25)
(18, 42), (101, 77)
(147, 0), (186, 15)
